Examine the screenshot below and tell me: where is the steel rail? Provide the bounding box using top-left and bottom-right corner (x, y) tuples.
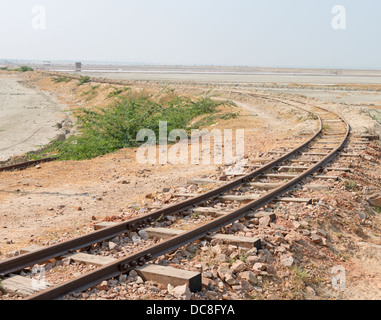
(26, 104), (350, 300)
(0, 107), (322, 276)
(0, 157), (58, 172)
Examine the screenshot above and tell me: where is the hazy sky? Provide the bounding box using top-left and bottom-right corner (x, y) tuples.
(1, 0), (380, 69)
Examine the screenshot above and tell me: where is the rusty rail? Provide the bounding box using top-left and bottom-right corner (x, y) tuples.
(0, 157), (58, 172)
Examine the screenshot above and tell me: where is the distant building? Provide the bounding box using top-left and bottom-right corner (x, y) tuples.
(75, 62), (82, 72)
(43, 61), (51, 66)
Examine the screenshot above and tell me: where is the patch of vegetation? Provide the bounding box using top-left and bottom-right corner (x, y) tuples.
(13, 66), (34, 72)
(81, 85), (99, 101)
(52, 76), (73, 83)
(369, 110), (381, 124)
(107, 87), (131, 98)
(322, 124), (331, 131)
(77, 76), (91, 86)
(31, 92), (227, 161)
(191, 110), (238, 128)
(374, 206), (381, 214)
(298, 112), (319, 122)
(0, 67), (8, 70)
(344, 180), (357, 191)
(290, 266), (313, 291)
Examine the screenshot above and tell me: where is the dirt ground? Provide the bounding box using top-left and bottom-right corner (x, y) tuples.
(0, 72), (70, 163)
(0, 71), (380, 300)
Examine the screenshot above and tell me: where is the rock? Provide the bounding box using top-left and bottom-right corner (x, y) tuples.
(138, 230), (149, 240)
(162, 187), (170, 193)
(239, 271), (258, 285)
(163, 194), (173, 203)
(212, 244), (223, 255)
(131, 235), (141, 244)
(253, 263), (266, 272)
(108, 241), (118, 250)
(168, 284), (191, 300)
(240, 280), (253, 292)
(246, 248), (258, 256)
(225, 274), (237, 285)
(136, 276), (144, 284)
(97, 281), (109, 291)
(368, 192), (381, 207)
(129, 270), (138, 278)
(311, 234), (322, 244)
(230, 260), (246, 273)
(119, 274), (128, 283)
(231, 285), (244, 294)
(280, 254), (295, 267)
(202, 277), (215, 289)
(217, 263), (232, 281)
(215, 254), (229, 263)
(258, 216), (271, 227)
(305, 286), (316, 296)
(246, 256), (260, 266)
(285, 231), (302, 243)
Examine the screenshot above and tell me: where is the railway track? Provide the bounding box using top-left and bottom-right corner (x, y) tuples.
(0, 93), (359, 300)
(0, 157), (58, 173)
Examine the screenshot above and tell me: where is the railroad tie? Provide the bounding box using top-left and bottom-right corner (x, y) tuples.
(144, 227), (261, 249)
(175, 192), (313, 203)
(262, 173), (339, 181)
(136, 264), (201, 292)
(1, 275), (52, 297)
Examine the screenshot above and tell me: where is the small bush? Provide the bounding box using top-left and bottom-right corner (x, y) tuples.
(344, 180), (357, 190)
(13, 66), (34, 72)
(33, 92), (226, 160)
(52, 76), (73, 83)
(107, 87), (130, 98)
(78, 76), (91, 86)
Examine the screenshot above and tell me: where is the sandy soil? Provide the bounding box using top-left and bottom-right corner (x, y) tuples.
(75, 71), (381, 85)
(0, 72), (71, 163)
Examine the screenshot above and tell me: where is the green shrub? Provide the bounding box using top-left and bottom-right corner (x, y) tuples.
(52, 76), (73, 83)
(107, 87), (130, 98)
(33, 92), (225, 160)
(13, 66), (34, 72)
(78, 76), (91, 86)
(344, 180), (357, 190)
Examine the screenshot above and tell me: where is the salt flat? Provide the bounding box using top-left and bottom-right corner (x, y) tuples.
(0, 74), (68, 162)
